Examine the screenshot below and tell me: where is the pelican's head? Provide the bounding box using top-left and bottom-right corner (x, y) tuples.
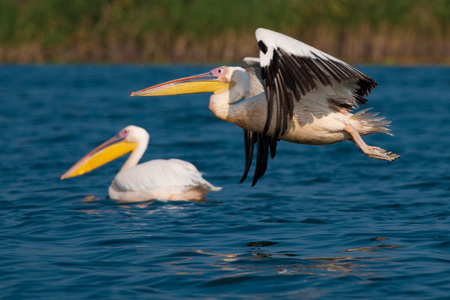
(60, 125), (147, 180)
(121, 125), (150, 144)
(130, 66), (248, 97)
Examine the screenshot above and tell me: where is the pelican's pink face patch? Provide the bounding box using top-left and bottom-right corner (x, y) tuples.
(210, 67), (227, 77)
(209, 67), (229, 83)
(118, 128), (130, 139)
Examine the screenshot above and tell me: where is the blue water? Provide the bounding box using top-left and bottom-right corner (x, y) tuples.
(1, 64), (449, 299)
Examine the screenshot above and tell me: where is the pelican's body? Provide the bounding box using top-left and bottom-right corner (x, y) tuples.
(208, 76), (386, 146)
(131, 28), (399, 185)
(61, 126), (221, 202)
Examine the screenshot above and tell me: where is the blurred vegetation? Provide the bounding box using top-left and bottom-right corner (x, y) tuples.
(0, 0), (448, 63)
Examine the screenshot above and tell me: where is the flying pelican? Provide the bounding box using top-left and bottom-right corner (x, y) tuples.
(61, 125), (222, 202)
(130, 28), (399, 185)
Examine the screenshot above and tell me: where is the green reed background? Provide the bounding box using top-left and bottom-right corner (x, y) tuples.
(0, 0), (448, 63)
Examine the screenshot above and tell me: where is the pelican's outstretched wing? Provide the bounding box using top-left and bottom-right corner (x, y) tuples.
(256, 28), (377, 141)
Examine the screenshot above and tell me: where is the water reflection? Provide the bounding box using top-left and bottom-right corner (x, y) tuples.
(156, 238), (402, 278)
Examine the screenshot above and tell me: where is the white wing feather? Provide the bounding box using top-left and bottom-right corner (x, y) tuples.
(241, 57), (265, 99)
(256, 28), (344, 67)
(113, 159), (218, 192)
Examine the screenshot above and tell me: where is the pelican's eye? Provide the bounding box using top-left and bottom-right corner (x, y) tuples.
(211, 67), (227, 77)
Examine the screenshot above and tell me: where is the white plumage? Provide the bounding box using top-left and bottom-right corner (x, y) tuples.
(110, 158), (221, 202)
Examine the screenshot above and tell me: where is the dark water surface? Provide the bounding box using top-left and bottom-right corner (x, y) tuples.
(1, 65), (449, 299)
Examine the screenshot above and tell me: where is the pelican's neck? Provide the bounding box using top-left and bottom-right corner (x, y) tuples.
(208, 67), (250, 123)
(209, 91), (232, 121)
(119, 139), (148, 172)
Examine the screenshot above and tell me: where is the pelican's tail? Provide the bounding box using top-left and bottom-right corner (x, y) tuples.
(350, 108), (393, 136)
(206, 184), (222, 192)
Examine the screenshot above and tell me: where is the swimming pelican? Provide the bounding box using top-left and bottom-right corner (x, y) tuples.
(61, 125), (222, 202)
(131, 28), (399, 185)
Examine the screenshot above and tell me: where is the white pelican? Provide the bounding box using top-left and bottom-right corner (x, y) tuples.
(131, 28), (399, 185)
(61, 125), (222, 202)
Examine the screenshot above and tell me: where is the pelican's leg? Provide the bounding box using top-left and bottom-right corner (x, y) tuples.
(344, 124), (400, 161)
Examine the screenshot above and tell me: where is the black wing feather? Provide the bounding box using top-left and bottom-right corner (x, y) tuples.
(240, 129), (277, 186)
